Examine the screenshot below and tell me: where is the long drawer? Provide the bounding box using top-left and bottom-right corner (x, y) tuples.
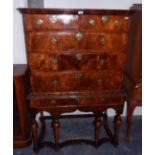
(28, 52), (126, 71)
(30, 96), (123, 108)
(30, 71), (124, 93)
(27, 32), (128, 51)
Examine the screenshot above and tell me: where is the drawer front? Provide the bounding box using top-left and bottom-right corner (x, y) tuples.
(30, 71), (124, 93)
(30, 96), (123, 108)
(97, 52), (126, 70)
(80, 15), (130, 32)
(30, 98), (78, 108)
(28, 32), (128, 51)
(60, 52), (97, 71)
(78, 33), (128, 50)
(28, 32), (78, 52)
(79, 96), (123, 105)
(24, 14), (79, 31)
(29, 52), (125, 71)
(29, 53), (60, 71)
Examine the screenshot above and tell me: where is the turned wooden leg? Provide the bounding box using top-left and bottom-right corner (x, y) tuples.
(94, 115), (101, 146)
(103, 112), (113, 141)
(113, 114), (122, 146)
(52, 117), (60, 148)
(32, 120), (39, 152)
(39, 112), (46, 142)
(125, 100), (137, 144)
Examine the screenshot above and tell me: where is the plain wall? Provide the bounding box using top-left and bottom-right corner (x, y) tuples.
(44, 0), (142, 9)
(13, 0), (142, 116)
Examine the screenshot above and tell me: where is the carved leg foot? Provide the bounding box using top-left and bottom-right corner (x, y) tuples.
(39, 112), (46, 142)
(94, 115), (101, 146)
(113, 114), (122, 146)
(52, 117), (60, 148)
(32, 120), (39, 152)
(125, 100), (137, 144)
(103, 112), (114, 142)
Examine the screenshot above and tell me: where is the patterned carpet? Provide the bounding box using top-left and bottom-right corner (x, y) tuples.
(13, 116), (142, 155)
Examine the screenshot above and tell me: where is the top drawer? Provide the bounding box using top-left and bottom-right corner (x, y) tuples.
(24, 14), (79, 31)
(24, 14), (129, 32)
(79, 15), (130, 32)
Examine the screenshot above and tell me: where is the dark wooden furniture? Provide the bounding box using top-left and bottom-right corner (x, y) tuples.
(19, 8), (135, 152)
(125, 4), (142, 143)
(13, 64), (31, 147)
(125, 82), (142, 143)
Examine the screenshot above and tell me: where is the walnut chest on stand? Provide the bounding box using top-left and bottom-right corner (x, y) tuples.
(19, 8), (135, 152)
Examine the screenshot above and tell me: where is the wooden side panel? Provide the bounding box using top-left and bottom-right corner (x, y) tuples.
(124, 5), (142, 90)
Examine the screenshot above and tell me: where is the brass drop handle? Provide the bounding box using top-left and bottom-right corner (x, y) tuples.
(125, 16), (129, 20)
(100, 37), (106, 45)
(63, 18), (71, 25)
(76, 53), (83, 61)
(114, 19), (120, 26)
(97, 79), (102, 85)
(135, 85), (140, 88)
(76, 32), (83, 41)
(51, 99), (56, 105)
(75, 73), (83, 80)
(101, 97), (105, 102)
(99, 58), (105, 65)
(49, 16), (57, 24)
(101, 16), (109, 23)
(75, 98), (80, 104)
(51, 58), (57, 64)
(51, 37), (57, 44)
(89, 19), (96, 26)
(52, 80), (58, 87)
(36, 19), (44, 25)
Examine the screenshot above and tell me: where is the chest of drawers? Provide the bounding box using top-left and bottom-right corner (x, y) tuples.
(19, 8), (135, 151)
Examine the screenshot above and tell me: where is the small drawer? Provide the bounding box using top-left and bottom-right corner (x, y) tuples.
(60, 52), (97, 71)
(97, 52), (126, 70)
(80, 15), (130, 32)
(30, 71), (124, 93)
(24, 14), (79, 31)
(28, 32), (78, 52)
(30, 98), (78, 108)
(29, 53), (60, 71)
(79, 96), (123, 105)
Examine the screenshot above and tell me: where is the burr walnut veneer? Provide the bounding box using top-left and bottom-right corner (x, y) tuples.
(19, 8), (135, 152)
